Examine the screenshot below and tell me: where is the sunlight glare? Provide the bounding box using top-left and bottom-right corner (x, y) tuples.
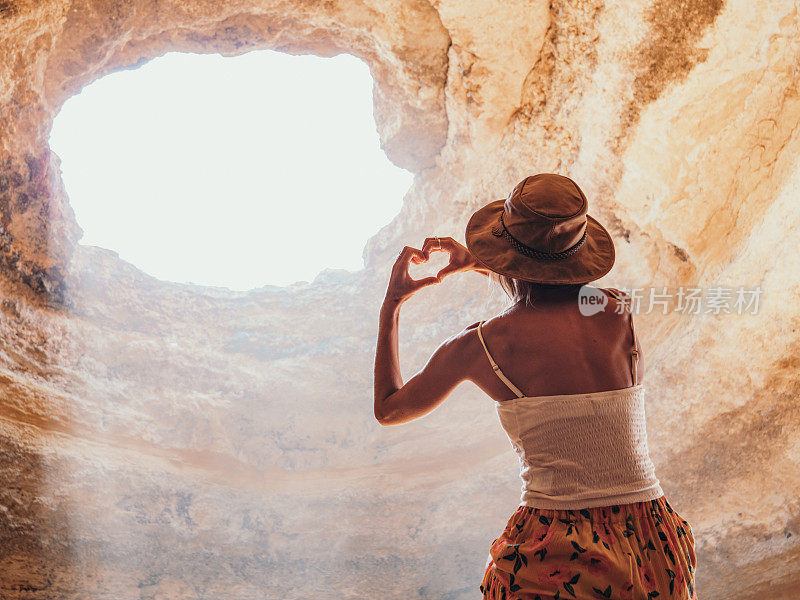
(49, 51), (413, 290)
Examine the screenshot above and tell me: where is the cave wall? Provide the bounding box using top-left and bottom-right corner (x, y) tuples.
(1, 0), (799, 599)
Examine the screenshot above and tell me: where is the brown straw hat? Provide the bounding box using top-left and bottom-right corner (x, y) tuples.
(465, 173), (615, 284)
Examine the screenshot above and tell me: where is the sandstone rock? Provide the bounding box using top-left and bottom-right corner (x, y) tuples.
(1, 1), (799, 598)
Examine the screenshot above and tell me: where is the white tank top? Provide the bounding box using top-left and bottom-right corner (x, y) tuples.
(477, 292), (664, 509)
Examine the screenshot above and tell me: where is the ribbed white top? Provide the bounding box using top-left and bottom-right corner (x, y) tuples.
(494, 383), (664, 509)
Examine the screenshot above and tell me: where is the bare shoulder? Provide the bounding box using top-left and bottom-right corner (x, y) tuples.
(599, 286), (630, 302)
(462, 320), (483, 333)
(446, 320), (483, 347)
(599, 287), (644, 358)
(431, 320), (485, 361)
(596, 287), (634, 317)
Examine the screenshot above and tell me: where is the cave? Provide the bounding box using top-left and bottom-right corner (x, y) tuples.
(1, 1), (799, 598)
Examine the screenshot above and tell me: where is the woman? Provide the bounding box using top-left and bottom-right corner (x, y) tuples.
(374, 174), (697, 599)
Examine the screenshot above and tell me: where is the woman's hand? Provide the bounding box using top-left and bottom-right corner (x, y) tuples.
(421, 236), (490, 279)
(384, 246), (441, 305)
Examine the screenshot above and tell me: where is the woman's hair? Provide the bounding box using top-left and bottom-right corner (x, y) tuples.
(488, 271), (582, 308)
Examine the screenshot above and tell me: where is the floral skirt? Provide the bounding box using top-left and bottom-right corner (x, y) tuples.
(480, 496), (697, 600)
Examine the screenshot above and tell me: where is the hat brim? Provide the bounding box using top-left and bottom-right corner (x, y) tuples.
(465, 199), (615, 284)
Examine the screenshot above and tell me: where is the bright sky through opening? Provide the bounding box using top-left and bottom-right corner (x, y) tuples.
(49, 51), (413, 290)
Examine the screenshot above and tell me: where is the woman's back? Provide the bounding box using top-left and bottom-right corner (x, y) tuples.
(473, 287), (697, 599)
(469, 286), (641, 402)
(473, 285), (661, 510)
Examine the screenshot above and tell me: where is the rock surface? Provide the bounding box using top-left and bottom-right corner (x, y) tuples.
(1, 1), (799, 599)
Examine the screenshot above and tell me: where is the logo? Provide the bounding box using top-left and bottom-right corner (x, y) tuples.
(578, 285), (607, 316)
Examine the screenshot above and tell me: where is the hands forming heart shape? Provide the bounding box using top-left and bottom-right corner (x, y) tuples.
(385, 236), (484, 303)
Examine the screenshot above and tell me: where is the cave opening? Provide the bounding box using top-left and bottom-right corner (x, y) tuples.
(49, 50), (414, 291)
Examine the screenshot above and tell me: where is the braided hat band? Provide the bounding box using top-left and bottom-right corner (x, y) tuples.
(491, 211), (587, 261)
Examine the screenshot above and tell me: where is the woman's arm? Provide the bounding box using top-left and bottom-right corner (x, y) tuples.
(374, 296), (404, 410)
(374, 245), (439, 422)
(373, 238), (485, 425)
(373, 297), (470, 425)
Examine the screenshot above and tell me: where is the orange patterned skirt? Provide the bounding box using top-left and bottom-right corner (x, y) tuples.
(480, 496), (697, 600)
